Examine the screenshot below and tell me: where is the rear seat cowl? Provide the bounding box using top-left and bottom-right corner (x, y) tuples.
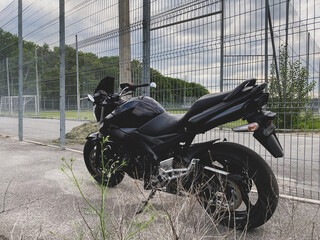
(178, 91), (231, 124)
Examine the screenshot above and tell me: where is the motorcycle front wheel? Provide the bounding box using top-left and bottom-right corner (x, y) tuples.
(195, 142), (279, 230)
(83, 140), (125, 187)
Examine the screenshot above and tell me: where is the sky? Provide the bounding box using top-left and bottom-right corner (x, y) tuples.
(0, 0), (319, 95)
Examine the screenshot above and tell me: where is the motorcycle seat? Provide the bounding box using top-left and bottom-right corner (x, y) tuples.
(178, 91), (231, 124)
(139, 91), (231, 136)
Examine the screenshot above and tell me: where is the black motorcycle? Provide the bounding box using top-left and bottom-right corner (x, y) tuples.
(84, 76), (283, 229)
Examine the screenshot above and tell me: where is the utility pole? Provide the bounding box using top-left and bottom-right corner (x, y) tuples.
(59, 0), (66, 149)
(18, 0), (23, 141)
(119, 0), (131, 86)
(143, 0), (150, 96)
(76, 35), (80, 120)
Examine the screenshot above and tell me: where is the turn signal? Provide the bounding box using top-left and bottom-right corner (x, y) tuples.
(232, 122), (259, 132)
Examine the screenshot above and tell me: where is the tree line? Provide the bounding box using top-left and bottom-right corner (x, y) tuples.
(0, 28), (209, 105)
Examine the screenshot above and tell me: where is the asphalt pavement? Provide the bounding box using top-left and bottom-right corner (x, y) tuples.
(0, 136), (320, 239)
(0, 115), (319, 200)
(0, 116), (87, 142)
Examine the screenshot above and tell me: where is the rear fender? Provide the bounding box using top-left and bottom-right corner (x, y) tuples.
(247, 111), (284, 158)
(186, 139), (220, 162)
(253, 124), (283, 158)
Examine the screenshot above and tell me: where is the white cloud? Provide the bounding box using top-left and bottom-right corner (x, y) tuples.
(0, 0), (319, 94)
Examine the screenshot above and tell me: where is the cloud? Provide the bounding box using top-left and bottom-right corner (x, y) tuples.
(0, 0), (319, 94)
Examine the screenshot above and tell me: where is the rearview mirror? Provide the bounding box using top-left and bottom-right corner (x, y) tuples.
(88, 94), (95, 102)
(150, 82), (157, 88)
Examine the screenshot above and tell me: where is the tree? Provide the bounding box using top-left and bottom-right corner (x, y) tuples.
(268, 45), (316, 129)
(0, 27), (209, 106)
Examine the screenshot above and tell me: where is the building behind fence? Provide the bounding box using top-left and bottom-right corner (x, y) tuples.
(0, 0), (320, 200)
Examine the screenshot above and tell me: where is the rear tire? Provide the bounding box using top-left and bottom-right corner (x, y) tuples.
(195, 142), (279, 230)
(83, 140), (125, 187)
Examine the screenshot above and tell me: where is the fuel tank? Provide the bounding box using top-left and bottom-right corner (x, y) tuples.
(109, 96), (165, 128)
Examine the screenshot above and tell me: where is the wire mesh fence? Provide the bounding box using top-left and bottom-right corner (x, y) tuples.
(0, 0), (319, 200)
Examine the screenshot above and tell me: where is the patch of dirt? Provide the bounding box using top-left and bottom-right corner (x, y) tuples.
(53, 121), (98, 144)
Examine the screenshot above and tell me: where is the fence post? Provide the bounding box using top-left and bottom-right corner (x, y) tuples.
(318, 60), (320, 118)
(283, 0), (290, 130)
(266, 0), (280, 82)
(143, 0), (150, 96)
(76, 35), (80, 120)
(6, 57), (12, 114)
(220, 0), (224, 92)
(59, 0), (66, 149)
(265, 0), (269, 89)
(219, 0), (224, 130)
(306, 32), (310, 86)
(6, 58), (10, 97)
(284, 0), (290, 92)
(18, 0), (23, 141)
(35, 48), (40, 115)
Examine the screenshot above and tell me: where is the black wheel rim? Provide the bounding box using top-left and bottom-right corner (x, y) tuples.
(198, 156), (258, 224)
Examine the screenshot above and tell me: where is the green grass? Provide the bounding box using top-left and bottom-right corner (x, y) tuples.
(167, 110), (187, 114)
(2, 110), (96, 120)
(38, 111), (95, 120)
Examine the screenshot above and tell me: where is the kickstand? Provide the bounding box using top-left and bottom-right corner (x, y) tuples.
(136, 189), (156, 214)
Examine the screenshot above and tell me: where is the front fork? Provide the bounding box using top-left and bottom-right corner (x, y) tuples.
(86, 131), (104, 160)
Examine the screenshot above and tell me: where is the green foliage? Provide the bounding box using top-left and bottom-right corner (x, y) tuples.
(0, 28), (18, 59)
(268, 45), (316, 129)
(60, 136), (154, 239)
(150, 68), (209, 104)
(0, 27), (209, 103)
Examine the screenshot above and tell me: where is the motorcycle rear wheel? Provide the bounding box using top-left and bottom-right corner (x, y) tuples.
(83, 140), (125, 187)
(196, 142), (279, 230)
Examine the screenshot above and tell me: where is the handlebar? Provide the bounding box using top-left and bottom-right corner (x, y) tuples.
(132, 83), (150, 88)
(86, 82), (155, 104)
(119, 82), (150, 96)
(121, 83), (150, 91)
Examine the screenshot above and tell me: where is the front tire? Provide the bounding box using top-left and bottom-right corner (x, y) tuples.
(83, 140), (125, 187)
(195, 142), (279, 230)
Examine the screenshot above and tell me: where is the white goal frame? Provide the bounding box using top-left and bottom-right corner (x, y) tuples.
(0, 95), (39, 115)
